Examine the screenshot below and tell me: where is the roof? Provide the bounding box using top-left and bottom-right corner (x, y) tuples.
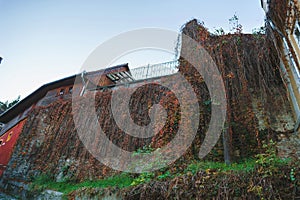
(0, 63), (130, 124)
(0, 75), (76, 124)
(86, 63), (130, 76)
(85, 63), (133, 86)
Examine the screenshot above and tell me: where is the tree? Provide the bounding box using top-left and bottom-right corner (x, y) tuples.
(229, 14), (243, 34)
(0, 96), (20, 114)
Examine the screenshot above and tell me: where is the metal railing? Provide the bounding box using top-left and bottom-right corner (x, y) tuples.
(130, 60), (179, 80)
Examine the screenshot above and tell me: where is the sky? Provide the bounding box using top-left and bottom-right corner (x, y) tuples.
(0, 0), (265, 102)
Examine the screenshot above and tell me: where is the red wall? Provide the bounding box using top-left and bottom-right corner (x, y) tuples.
(0, 119), (26, 176)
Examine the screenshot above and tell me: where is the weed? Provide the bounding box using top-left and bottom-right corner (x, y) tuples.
(255, 140), (290, 176)
(130, 172), (155, 186)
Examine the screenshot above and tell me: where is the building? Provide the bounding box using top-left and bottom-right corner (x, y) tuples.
(0, 60), (178, 177)
(0, 63), (133, 176)
(262, 0), (300, 132)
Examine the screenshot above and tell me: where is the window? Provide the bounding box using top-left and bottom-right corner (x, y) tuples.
(0, 123), (4, 132)
(59, 88), (65, 95)
(294, 29), (300, 46)
(293, 21), (300, 47)
(68, 87), (73, 94)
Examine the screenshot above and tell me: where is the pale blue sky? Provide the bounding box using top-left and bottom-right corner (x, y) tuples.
(0, 0), (265, 102)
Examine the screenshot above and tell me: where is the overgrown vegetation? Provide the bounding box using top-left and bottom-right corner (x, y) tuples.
(4, 15), (298, 199)
(180, 16), (290, 164)
(30, 154), (299, 199)
(30, 141), (298, 199)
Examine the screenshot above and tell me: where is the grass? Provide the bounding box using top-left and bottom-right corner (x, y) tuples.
(31, 172), (133, 196)
(31, 154), (291, 197)
(184, 159), (257, 175)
